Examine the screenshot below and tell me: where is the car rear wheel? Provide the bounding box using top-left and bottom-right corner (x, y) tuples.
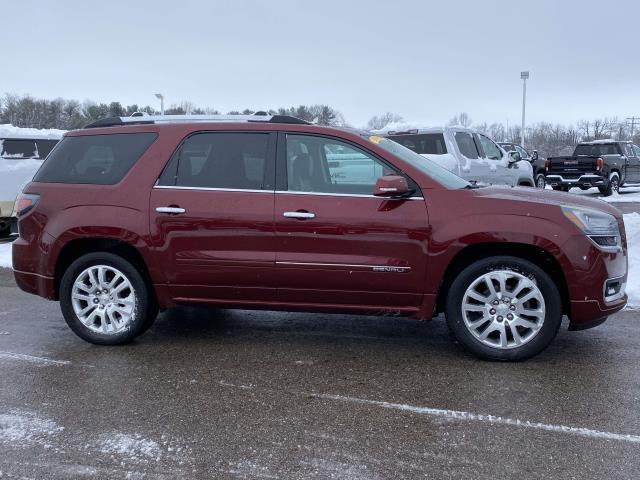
(535, 173), (546, 189)
(60, 252), (157, 345)
(598, 172), (620, 196)
(445, 256), (562, 361)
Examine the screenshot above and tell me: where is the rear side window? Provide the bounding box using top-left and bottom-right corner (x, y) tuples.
(159, 132), (270, 190)
(388, 134), (447, 155)
(34, 133), (157, 185)
(35, 139), (59, 159)
(454, 132), (479, 159)
(1, 139), (37, 159)
(574, 144), (619, 156)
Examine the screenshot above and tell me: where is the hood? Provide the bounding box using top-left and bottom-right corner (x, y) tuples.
(471, 186), (621, 217)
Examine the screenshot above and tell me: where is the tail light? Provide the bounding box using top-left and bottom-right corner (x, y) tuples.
(13, 193), (40, 217)
(596, 157), (604, 171)
(544, 159), (550, 172)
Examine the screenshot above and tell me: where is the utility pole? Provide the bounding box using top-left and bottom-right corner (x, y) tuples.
(627, 117), (640, 140)
(520, 71), (529, 147)
(155, 93), (165, 115)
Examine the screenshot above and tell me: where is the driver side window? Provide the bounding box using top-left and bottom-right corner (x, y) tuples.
(478, 135), (502, 160)
(286, 135), (392, 195)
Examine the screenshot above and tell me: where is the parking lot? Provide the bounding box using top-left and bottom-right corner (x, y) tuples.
(1, 204), (640, 479)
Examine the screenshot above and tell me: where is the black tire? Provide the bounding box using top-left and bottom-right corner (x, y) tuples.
(551, 186), (569, 192)
(598, 172), (619, 197)
(0, 225), (11, 238)
(445, 256), (562, 361)
(535, 173), (546, 189)
(59, 252), (157, 345)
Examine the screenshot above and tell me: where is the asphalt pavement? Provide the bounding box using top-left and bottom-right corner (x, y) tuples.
(1, 266), (640, 479)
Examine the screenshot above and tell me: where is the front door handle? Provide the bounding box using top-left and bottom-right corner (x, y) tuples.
(283, 211), (315, 219)
(156, 206), (186, 214)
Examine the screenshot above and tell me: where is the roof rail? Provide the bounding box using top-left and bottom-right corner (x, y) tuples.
(84, 113), (310, 129)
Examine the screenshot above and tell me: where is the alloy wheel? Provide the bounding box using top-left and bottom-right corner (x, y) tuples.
(461, 270), (545, 349)
(71, 265), (136, 334)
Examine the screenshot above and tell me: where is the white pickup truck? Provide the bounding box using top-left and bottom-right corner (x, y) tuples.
(0, 125), (64, 237)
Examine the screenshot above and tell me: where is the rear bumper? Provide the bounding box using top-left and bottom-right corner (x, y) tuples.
(13, 269), (56, 300)
(546, 174), (606, 188)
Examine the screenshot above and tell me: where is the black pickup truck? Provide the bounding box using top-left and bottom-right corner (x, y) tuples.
(546, 140), (640, 196)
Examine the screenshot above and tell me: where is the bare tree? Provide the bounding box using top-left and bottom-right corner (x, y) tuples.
(366, 112), (403, 130)
(448, 112), (472, 127)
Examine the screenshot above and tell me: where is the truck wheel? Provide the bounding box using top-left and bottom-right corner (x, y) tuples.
(535, 174), (546, 189)
(599, 172), (620, 196)
(445, 256), (562, 361)
(59, 252), (157, 345)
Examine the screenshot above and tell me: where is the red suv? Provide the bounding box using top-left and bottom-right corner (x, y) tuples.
(12, 114), (628, 360)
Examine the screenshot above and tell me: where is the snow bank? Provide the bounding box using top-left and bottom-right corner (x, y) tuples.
(624, 213), (640, 308)
(0, 124), (65, 140)
(547, 186), (640, 203)
(0, 243), (10, 268)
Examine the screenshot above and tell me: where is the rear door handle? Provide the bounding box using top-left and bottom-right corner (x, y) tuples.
(156, 206), (186, 214)
(283, 211), (315, 219)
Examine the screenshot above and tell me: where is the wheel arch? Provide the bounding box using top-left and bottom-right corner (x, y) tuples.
(435, 242), (570, 316)
(54, 237), (155, 301)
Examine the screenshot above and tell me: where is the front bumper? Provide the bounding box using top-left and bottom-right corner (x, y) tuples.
(546, 174), (606, 188)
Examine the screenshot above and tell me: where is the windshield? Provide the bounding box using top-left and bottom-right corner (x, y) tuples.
(364, 135), (470, 189)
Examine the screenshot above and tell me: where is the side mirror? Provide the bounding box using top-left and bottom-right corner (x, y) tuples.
(509, 151), (521, 163)
(373, 175), (411, 197)
(531, 150), (539, 161)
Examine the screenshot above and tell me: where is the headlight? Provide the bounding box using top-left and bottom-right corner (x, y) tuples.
(562, 207), (620, 249)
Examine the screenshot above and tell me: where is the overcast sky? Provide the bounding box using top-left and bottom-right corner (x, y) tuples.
(2, 0), (638, 127)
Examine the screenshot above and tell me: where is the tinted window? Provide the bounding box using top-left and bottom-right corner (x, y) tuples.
(287, 135), (391, 194)
(499, 143), (515, 152)
(574, 144), (619, 156)
(388, 134), (447, 155)
(166, 132), (269, 189)
(34, 133), (157, 185)
(1, 139), (37, 159)
(454, 132), (479, 159)
(478, 135), (502, 160)
(35, 139), (59, 159)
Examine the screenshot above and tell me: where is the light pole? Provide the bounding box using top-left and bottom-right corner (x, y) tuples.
(520, 71), (529, 147)
(154, 93), (164, 115)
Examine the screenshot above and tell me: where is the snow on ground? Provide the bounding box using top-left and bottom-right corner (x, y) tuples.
(624, 213), (640, 308)
(546, 185), (640, 203)
(0, 410), (64, 447)
(0, 242), (11, 268)
(0, 214), (639, 307)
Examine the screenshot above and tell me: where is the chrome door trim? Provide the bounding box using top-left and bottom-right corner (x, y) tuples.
(155, 207), (186, 214)
(276, 261), (410, 273)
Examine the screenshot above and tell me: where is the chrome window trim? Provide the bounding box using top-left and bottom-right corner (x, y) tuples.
(152, 185), (425, 200)
(274, 190), (424, 200)
(153, 185), (269, 194)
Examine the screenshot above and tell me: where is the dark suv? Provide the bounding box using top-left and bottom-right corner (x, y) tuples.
(12, 115), (628, 360)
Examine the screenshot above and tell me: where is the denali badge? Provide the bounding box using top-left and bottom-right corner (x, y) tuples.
(372, 266), (409, 273)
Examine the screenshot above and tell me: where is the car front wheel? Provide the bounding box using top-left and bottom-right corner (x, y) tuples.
(59, 252), (157, 345)
(445, 256), (562, 361)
